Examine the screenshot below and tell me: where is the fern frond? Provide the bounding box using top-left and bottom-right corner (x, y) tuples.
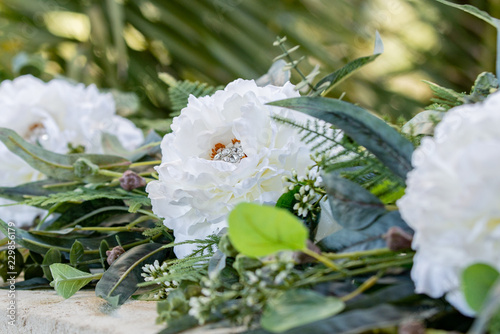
(168, 80), (222, 115)
(273, 115), (405, 202)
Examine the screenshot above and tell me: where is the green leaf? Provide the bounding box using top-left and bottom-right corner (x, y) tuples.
(0, 179), (80, 204)
(41, 248), (62, 281)
(228, 203), (308, 257)
(0, 127), (130, 182)
(95, 242), (168, 306)
(462, 263), (500, 312)
(431, 0), (500, 86)
(261, 289), (345, 333)
(70, 240), (85, 267)
(323, 173), (387, 230)
(312, 31), (383, 96)
(319, 211), (411, 252)
(49, 263), (98, 299)
(99, 240), (111, 270)
(432, 0), (499, 26)
(269, 97), (414, 181)
(0, 248), (24, 281)
(101, 130), (162, 162)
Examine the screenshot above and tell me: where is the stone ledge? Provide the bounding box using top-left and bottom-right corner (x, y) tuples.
(0, 289), (163, 334)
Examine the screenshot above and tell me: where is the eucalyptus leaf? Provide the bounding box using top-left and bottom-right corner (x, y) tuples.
(101, 130), (162, 162)
(312, 31), (383, 96)
(208, 249), (227, 280)
(261, 289), (345, 333)
(95, 242), (168, 306)
(5, 277), (50, 290)
(228, 203), (308, 257)
(41, 248), (62, 281)
(0, 127), (130, 182)
(49, 263), (98, 299)
(462, 263), (500, 312)
(70, 240), (85, 266)
(319, 211), (411, 252)
(401, 110), (445, 136)
(323, 172), (386, 230)
(269, 97), (414, 181)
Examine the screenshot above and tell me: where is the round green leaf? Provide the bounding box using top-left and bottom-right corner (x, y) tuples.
(261, 289), (345, 333)
(228, 203), (308, 257)
(462, 263), (500, 312)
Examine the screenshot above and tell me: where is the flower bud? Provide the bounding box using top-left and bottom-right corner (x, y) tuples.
(120, 170), (146, 191)
(384, 227), (413, 251)
(106, 246), (126, 265)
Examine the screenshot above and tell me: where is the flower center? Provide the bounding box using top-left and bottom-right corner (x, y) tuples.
(25, 122), (49, 144)
(211, 138), (247, 163)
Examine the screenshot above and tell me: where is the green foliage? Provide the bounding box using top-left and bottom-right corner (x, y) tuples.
(462, 263), (500, 312)
(95, 242), (169, 306)
(261, 289), (345, 333)
(228, 203), (308, 257)
(41, 248), (62, 281)
(311, 32), (384, 97)
(18, 187), (150, 212)
(161, 73), (222, 116)
(269, 97), (414, 181)
(0, 127), (130, 183)
(322, 172), (387, 230)
(50, 263), (100, 299)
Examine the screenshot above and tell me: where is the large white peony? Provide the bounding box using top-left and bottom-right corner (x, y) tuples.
(147, 79), (314, 258)
(398, 91), (500, 316)
(0, 75), (144, 226)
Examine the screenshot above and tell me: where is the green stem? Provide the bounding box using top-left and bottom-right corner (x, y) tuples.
(98, 169), (123, 178)
(324, 248), (395, 260)
(302, 248), (343, 271)
(295, 256), (413, 287)
(340, 270), (384, 302)
(129, 160), (161, 168)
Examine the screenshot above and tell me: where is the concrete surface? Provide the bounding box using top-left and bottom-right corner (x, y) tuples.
(0, 289), (164, 334)
(0, 289), (248, 334)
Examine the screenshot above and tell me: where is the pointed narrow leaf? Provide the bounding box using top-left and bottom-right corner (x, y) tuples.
(323, 173), (386, 230)
(50, 263), (97, 298)
(0, 127), (130, 182)
(432, 0), (499, 26)
(312, 32), (383, 96)
(95, 243), (168, 306)
(269, 97), (414, 180)
(228, 203), (308, 257)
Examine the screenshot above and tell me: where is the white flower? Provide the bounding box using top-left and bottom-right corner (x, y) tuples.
(0, 75), (144, 227)
(147, 79), (314, 258)
(397, 91), (500, 316)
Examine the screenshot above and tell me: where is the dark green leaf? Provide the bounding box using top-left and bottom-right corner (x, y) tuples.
(99, 239), (111, 270)
(0, 179), (80, 204)
(50, 263), (98, 298)
(228, 203), (308, 257)
(0, 248), (24, 281)
(323, 172), (386, 230)
(41, 248), (62, 281)
(462, 263), (500, 312)
(12, 277), (50, 290)
(319, 211), (411, 252)
(0, 127), (130, 182)
(23, 264), (44, 280)
(95, 242), (168, 306)
(261, 289), (345, 333)
(269, 97), (414, 180)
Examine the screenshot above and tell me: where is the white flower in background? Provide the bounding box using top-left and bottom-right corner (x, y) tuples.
(397, 91), (500, 316)
(0, 75), (144, 227)
(147, 79), (314, 258)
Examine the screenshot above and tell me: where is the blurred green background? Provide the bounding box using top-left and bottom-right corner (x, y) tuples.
(0, 0), (498, 123)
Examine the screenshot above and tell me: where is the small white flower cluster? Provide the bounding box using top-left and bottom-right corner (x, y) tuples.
(141, 260), (179, 299)
(284, 166), (325, 218)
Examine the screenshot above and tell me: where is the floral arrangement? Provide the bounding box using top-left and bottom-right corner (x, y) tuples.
(1, 1), (500, 334)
